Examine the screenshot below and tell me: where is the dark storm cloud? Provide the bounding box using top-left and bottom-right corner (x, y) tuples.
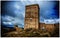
(1, 1), (16, 17)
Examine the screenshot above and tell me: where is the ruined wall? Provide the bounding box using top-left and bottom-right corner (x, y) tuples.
(39, 23), (55, 32)
(45, 24), (55, 32)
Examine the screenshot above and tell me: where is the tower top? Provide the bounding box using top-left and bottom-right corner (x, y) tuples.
(26, 4), (39, 7)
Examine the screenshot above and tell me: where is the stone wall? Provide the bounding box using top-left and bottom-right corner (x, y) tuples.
(39, 23), (59, 33)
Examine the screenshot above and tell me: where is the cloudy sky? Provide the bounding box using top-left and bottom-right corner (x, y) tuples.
(1, 1), (59, 28)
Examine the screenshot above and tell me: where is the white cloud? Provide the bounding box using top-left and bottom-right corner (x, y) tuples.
(3, 22), (13, 25)
(44, 19), (59, 24)
(11, 17), (24, 25)
(40, 16), (45, 23)
(14, 4), (21, 9)
(21, 11), (25, 17)
(2, 16), (24, 27)
(58, 18), (60, 23)
(20, 0), (37, 5)
(2, 16), (14, 22)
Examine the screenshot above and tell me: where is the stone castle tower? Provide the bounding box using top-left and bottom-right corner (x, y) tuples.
(24, 4), (40, 30)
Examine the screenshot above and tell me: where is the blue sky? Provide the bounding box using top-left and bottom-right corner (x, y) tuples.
(1, 1), (59, 28)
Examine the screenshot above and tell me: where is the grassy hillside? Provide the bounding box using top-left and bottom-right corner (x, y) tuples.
(1, 28), (59, 37)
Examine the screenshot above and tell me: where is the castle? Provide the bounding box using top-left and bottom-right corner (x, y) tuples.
(24, 4), (59, 32)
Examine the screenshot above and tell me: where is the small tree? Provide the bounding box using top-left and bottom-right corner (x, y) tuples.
(14, 25), (18, 27)
(14, 24), (18, 31)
